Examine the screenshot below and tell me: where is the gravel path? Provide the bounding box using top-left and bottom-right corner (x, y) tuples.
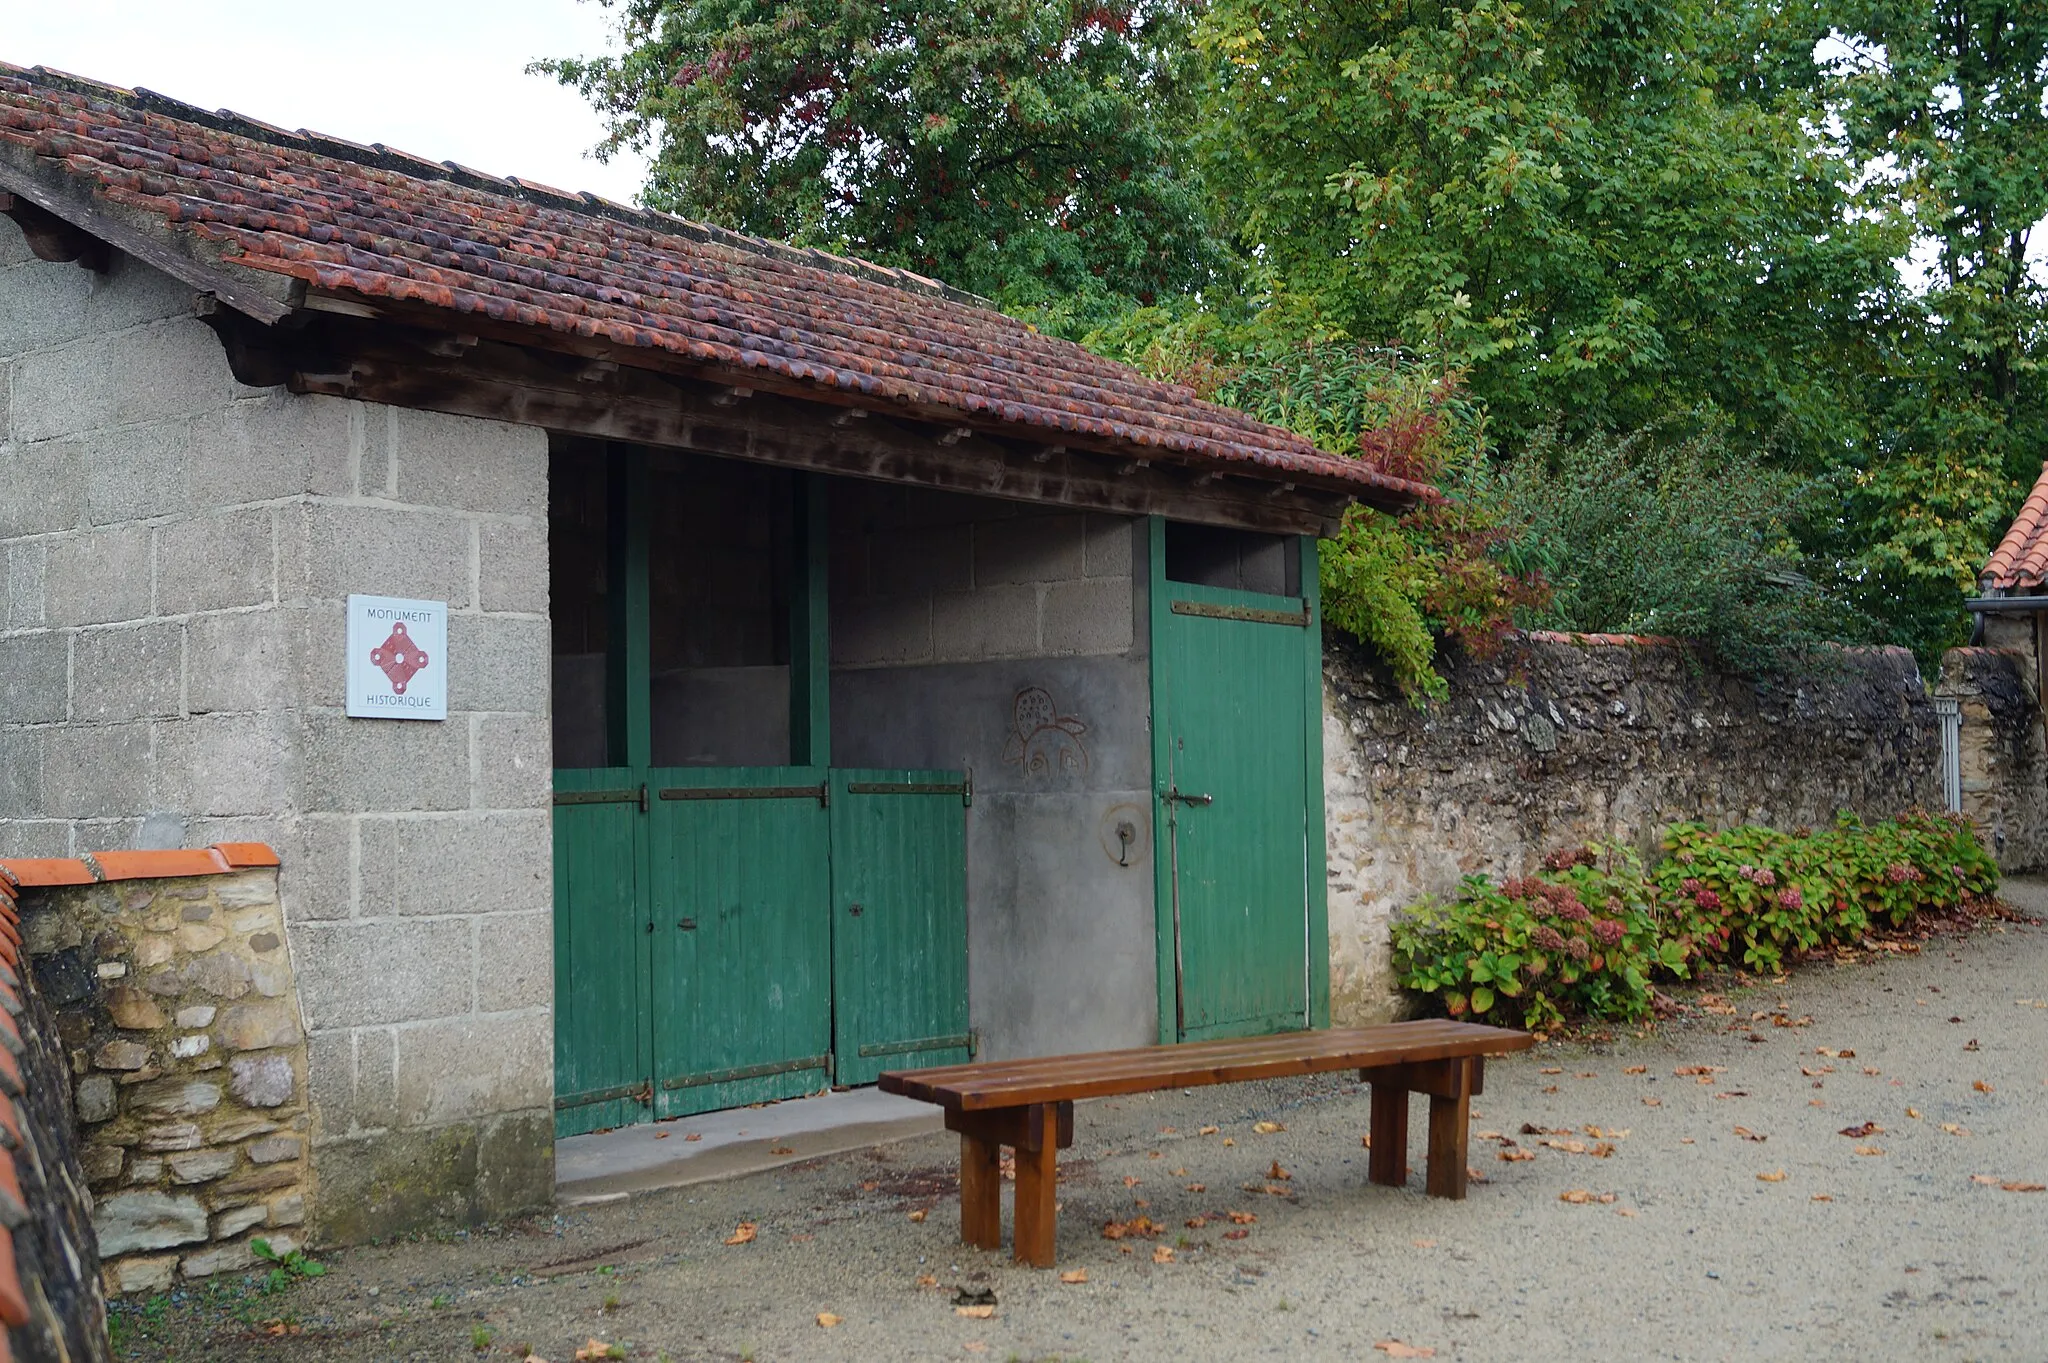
(118, 886), (2048, 1363)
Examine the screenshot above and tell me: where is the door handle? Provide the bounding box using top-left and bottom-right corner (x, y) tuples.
(677, 917), (697, 930)
(1167, 789), (1213, 806)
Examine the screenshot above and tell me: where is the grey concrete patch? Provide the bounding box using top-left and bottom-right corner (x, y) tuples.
(555, 1087), (945, 1205)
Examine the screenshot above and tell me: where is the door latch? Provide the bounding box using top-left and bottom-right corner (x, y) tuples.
(1166, 788), (1213, 806)
(677, 917), (697, 931)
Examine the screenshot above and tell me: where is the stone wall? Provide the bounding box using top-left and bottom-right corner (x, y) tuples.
(0, 218), (555, 1240)
(1938, 648), (2048, 871)
(1322, 633), (1944, 1023)
(16, 853), (312, 1295)
(2, 866), (112, 1362)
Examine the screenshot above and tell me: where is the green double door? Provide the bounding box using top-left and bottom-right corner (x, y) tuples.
(552, 768), (972, 1138)
(1150, 522), (1329, 1042)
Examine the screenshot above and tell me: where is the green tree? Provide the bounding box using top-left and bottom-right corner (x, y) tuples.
(538, 0), (1216, 315)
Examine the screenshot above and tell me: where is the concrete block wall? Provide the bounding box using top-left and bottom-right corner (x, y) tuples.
(827, 481), (1159, 1059)
(0, 220), (554, 1240)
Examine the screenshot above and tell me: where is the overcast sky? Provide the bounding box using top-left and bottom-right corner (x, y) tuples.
(6, 1), (654, 204)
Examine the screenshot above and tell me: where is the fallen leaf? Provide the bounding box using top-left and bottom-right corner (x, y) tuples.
(1186, 1183), (1206, 1193)
(770, 1146), (796, 1156)
(1170, 1167), (1190, 1176)
(963, 1342), (988, 1354)
(1906, 1108), (1921, 1120)
(908, 1209), (928, 1223)
(1862, 1067), (1882, 1077)
(1540, 1067), (1564, 1075)
(816, 1314), (842, 1329)
(1674, 1065), (1726, 1076)
(1584, 1126), (1629, 1140)
(1227, 1210), (1257, 1224)
(1615, 1206), (1639, 1217)
(1838, 1122), (1884, 1138)
(1253, 1121), (1286, 1134)
(1500, 1148), (1535, 1162)
(1222, 1137), (1236, 1147)
(1853, 1145), (1885, 1156)
(1941, 1123), (1970, 1136)
(1681, 1138), (1696, 1145)
(1476, 1130), (1503, 1141)
(1624, 1065), (1648, 1075)
(1801, 1066), (1835, 1077)
(654, 1131), (669, 1140)
(1122, 1175), (1142, 1188)
(1100, 1216), (1159, 1240)
(1148, 1151), (1162, 1160)
(1714, 1091), (1750, 1100)
(1159, 1126), (1178, 1135)
(724, 1222), (758, 1245)
(1543, 1085), (1560, 1094)
(1972, 1174), (2002, 1184)
(1964, 1039), (1981, 1052)
(1360, 1133), (1372, 1148)
(574, 1341), (617, 1362)
(955, 1305), (996, 1319)
(1152, 1245), (1175, 1263)
(1577, 1072), (1598, 1079)
(1816, 1048), (1854, 1059)
(1223, 1228), (1250, 1240)
(1268, 1161), (1292, 1180)
(1974, 1080), (1995, 1093)
(1642, 1097), (1663, 1107)
(916, 1274), (939, 1288)
(1059, 1269), (1090, 1284)
(1374, 1342), (1436, 1358)
(684, 1132), (702, 1142)
(1734, 1127), (1767, 1142)
(1198, 1125), (1220, 1136)
(2001, 1182), (2046, 1193)
(1757, 1169), (1787, 1183)
(1559, 1189), (1596, 1203)
(1412, 1238), (1436, 1248)
(1186, 1215), (1208, 1228)
(1811, 1194), (1833, 1202)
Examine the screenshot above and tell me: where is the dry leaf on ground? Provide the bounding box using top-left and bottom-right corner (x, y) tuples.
(1500, 1148), (1536, 1162)
(1227, 1210), (1257, 1224)
(1186, 1183), (1206, 1192)
(1811, 1194), (1834, 1202)
(1540, 1067), (1564, 1075)
(770, 1146), (795, 1155)
(1971, 1174), (2002, 1185)
(1642, 1097), (1663, 1107)
(1374, 1342), (1436, 1358)
(1942, 1123), (1971, 1136)
(1153, 1245), (1175, 1263)
(916, 1274), (939, 1288)
(1253, 1121), (1286, 1134)
(1974, 1080), (1996, 1093)
(1059, 1269), (1089, 1284)
(1853, 1144), (1886, 1156)
(1559, 1189), (1613, 1204)
(574, 1341), (619, 1361)
(1839, 1122), (1884, 1138)
(1224, 1228), (1250, 1240)
(1198, 1125), (1220, 1135)
(1734, 1127), (1767, 1142)
(815, 1314), (842, 1329)
(955, 1305), (996, 1319)
(908, 1209), (928, 1223)
(684, 1132), (702, 1141)
(724, 1223), (757, 1245)
(2002, 1181), (2047, 1193)
(1624, 1065), (1648, 1075)
(1268, 1161), (1292, 1180)
(1906, 1108), (1921, 1119)
(1122, 1175), (1143, 1188)
(1222, 1137), (1236, 1146)
(1757, 1169), (1787, 1182)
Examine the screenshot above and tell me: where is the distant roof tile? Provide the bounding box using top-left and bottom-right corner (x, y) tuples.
(1983, 462), (2048, 590)
(0, 63), (1429, 506)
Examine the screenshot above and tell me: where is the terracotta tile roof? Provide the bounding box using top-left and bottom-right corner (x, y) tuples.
(0, 64), (1430, 508)
(1982, 462), (2048, 590)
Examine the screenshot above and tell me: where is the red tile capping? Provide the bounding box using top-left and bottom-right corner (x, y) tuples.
(88, 849), (232, 881)
(0, 860), (94, 889)
(0, 844), (278, 886)
(0, 1222), (26, 1329)
(211, 842), (282, 868)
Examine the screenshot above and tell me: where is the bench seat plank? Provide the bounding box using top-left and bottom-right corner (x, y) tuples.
(881, 1022), (1527, 1110)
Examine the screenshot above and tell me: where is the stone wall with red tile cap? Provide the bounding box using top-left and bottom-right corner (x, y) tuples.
(1937, 648), (2048, 872)
(0, 870), (114, 1363)
(1320, 633), (1951, 1022)
(10, 846), (312, 1301)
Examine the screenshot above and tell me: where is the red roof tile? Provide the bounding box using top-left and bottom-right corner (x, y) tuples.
(0, 64), (1429, 508)
(1983, 462), (2048, 590)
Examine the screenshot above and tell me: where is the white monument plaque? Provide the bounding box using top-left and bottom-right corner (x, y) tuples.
(345, 595), (448, 720)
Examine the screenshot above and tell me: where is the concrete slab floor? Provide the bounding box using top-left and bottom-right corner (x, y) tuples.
(555, 1087), (944, 1205)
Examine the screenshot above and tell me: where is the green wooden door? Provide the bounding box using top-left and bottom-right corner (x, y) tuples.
(1152, 531), (1322, 1041)
(829, 770), (972, 1086)
(552, 771), (651, 1138)
(647, 768), (834, 1118)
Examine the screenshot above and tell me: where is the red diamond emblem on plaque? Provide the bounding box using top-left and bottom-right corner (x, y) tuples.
(369, 621), (430, 695)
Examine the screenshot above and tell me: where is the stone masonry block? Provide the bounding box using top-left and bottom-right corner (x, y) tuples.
(12, 317), (249, 443)
(0, 819), (69, 856)
(277, 814), (355, 923)
(156, 507), (275, 614)
(277, 502), (472, 608)
(155, 712), (295, 818)
(357, 810), (550, 918)
(0, 250), (200, 358)
(0, 630), (68, 724)
(0, 216), (28, 268)
(1084, 514), (1137, 578)
(185, 606), (301, 714)
(296, 711), (471, 813)
(1041, 576), (1134, 658)
(830, 597), (932, 668)
(388, 406), (547, 515)
(42, 721), (154, 819)
(472, 712), (553, 811)
(446, 613), (549, 713)
(476, 911), (552, 1012)
(975, 513), (1086, 585)
(72, 621), (182, 722)
(0, 727), (45, 815)
(0, 436), (85, 537)
(392, 1011), (551, 1128)
(872, 523), (971, 596)
(188, 393), (353, 506)
(478, 518), (548, 614)
(4, 539), (45, 630)
(294, 919), (474, 1028)
(81, 417), (196, 525)
(932, 583), (1038, 661)
(43, 522), (152, 626)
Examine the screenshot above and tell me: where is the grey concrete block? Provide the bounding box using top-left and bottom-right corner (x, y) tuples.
(1085, 514), (1138, 578)
(0, 630), (68, 724)
(44, 523), (152, 626)
(12, 317), (247, 443)
(830, 597), (932, 667)
(277, 502), (472, 608)
(293, 918), (473, 1028)
(388, 406), (547, 515)
(975, 514), (1086, 585)
(0, 261), (92, 359)
(357, 811), (549, 917)
(4, 540), (45, 630)
(156, 507), (275, 614)
(872, 523), (971, 596)
(155, 712), (295, 818)
(81, 417), (196, 525)
(295, 711), (471, 812)
(309, 1125), (476, 1243)
(471, 712), (552, 811)
(0, 218), (32, 269)
(932, 584), (1038, 661)
(308, 1026), (397, 1137)
(0, 437), (85, 537)
(0, 726), (43, 816)
(476, 912), (552, 1012)
(1041, 576), (1134, 657)
(478, 518), (547, 614)
(392, 1011), (551, 1127)
(72, 621), (182, 722)
(188, 394), (353, 505)
(0, 819), (70, 856)
(475, 1110), (554, 1221)
(275, 814), (355, 923)
(42, 722), (153, 819)
(186, 606), (300, 714)
(446, 613), (549, 713)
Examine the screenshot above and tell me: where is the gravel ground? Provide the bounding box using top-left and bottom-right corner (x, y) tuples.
(114, 886), (2048, 1363)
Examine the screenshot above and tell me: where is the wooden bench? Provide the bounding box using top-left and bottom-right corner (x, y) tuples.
(879, 1021), (1533, 1267)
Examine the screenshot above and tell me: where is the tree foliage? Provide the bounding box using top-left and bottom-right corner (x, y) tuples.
(537, 0), (1216, 315)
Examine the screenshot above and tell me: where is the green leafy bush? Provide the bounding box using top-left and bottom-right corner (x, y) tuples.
(1391, 813), (1998, 1028)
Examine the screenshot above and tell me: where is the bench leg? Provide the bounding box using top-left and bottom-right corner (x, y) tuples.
(1425, 1058), (1475, 1200)
(960, 1132), (1002, 1251)
(1368, 1083), (1408, 1187)
(1011, 1105), (1059, 1268)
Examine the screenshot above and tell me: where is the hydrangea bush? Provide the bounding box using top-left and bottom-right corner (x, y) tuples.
(1391, 812), (1999, 1028)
